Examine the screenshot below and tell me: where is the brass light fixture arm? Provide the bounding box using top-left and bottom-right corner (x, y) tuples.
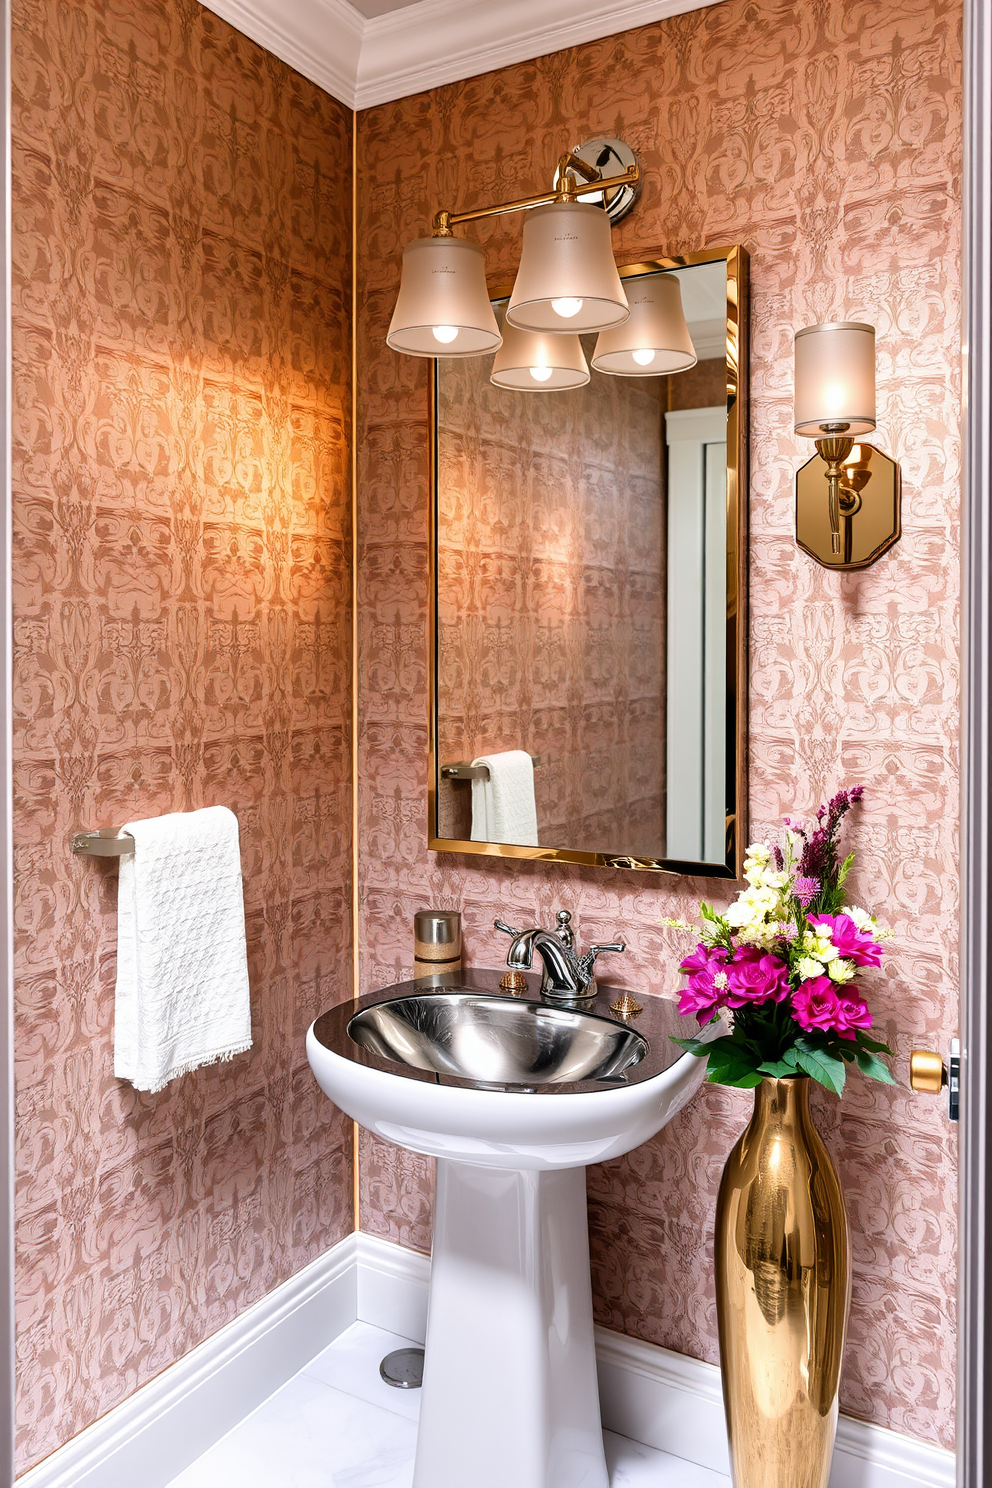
(430, 162), (639, 237)
(814, 434), (855, 557)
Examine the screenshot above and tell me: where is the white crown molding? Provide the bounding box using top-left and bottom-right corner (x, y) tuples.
(355, 0), (716, 108)
(198, 0), (717, 111)
(199, 0), (364, 107)
(17, 1231), (954, 1488)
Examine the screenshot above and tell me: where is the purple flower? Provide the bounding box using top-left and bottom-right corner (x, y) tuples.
(678, 943), (730, 1023)
(791, 978), (873, 1040)
(808, 913), (883, 967)
(724, 946), (791, 1008)
(794, 876), (820, 908)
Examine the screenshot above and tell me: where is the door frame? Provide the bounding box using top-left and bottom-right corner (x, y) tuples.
(0, 2), (987, 1485)
(960, 3), (992, 1483)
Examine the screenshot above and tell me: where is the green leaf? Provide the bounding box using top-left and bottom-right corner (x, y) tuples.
(791, 1043), (847, 1096)
(856, 1031), (893, 1055)
(670, 1035), (707, 1056)
(757, 1059), (798, 1078)
(855, 1050), (896, 1084)
(836, 852), (855, 892)
(704, 1044), (764, 1087)
(707, 1067), (763, 1089)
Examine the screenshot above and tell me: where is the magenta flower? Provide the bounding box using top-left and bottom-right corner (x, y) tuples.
(791, 977), (843, 1033)
(791, 978), (874, 1040)
(832, 989), (873, 1040)
(724, 947), (791, 1007)
(678, 943), (730, 1023)
(793, 876), (820, 908)
(808, 912), (883, 967)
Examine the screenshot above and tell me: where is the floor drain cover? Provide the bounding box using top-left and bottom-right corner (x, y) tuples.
(380, 1346), (425, 1389)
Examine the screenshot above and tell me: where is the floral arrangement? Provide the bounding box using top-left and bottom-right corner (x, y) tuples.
(671, 787), (894, 1095)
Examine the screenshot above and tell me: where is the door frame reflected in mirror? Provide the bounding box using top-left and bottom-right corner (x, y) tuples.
(428, 244), (749, 879)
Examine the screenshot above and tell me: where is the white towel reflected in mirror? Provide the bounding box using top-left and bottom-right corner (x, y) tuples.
(469, 750), (539, 847)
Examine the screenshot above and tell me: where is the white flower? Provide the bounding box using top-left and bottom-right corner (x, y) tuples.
(842, 904), (875, 931)
(828, 958), (856, 984)
(713, 970), (728, 990)
(745, 843), (771, 866)
(801, 929), (837, 963)
(797, 956), (825, 980)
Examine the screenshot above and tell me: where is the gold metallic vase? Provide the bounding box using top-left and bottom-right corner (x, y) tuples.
(715, 1076), (850, 1488)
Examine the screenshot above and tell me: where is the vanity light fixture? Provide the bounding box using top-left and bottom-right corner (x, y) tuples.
(591, 272), (697, 376)
(491, 319), (589, 391)
(793, 321), (901, 570)
(387, 138), (640, 358)
(505, 200), (628, 333)
(387, 236), (501, 357)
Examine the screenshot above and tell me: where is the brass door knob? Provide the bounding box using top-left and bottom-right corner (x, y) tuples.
(910, 1049), (947, 1094)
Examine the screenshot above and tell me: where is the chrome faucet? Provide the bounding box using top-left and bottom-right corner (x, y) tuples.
(494, 911), (626, 1000)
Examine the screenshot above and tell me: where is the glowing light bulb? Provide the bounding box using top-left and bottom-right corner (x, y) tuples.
(632, 348), (657, 367)
(432, 325), (458, 344)
(551, 298), (583, 319)
(529, 366), (553, 382)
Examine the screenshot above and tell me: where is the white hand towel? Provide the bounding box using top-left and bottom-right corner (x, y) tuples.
(470, 750), (539, 847)
(114, 805), (252, 1093)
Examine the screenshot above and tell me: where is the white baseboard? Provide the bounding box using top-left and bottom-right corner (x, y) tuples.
(18, 1231), (955, 1488)
(17, 1236), (359, 1488)
(355, 1235), (955, 1488)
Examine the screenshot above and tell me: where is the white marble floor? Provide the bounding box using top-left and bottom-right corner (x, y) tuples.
(165, 1321), (730, 1488)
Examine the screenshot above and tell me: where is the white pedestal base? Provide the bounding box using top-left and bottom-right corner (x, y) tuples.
(412, 1159), (608, 1488)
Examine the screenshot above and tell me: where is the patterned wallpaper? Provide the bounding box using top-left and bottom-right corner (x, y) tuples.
(436, 355), (667, 853)
(11, 0), (354, 1469)
(356, 0), (961, 1450)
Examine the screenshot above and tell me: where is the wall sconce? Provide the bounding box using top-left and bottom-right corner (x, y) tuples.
(591, 273), (697, 376)
(793, 321), (901, 570)
(387, 138), (640, 358)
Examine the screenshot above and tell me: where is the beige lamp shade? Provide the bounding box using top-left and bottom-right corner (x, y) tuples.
(591, 273), (697, 375)
(794, 321), (876, 437)
(491, 318), (589, 390)
(387, 236), (502, 357)
(506, 201), (628, 334)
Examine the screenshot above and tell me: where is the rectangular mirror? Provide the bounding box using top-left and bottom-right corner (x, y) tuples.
(429, 246), (748, 877)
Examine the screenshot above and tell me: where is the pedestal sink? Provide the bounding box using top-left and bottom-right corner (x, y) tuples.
(306, 970), (707, 1488)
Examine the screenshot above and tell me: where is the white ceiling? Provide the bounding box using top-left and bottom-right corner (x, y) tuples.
(199, 0), (714, 111)
(349, 0), (421, 16)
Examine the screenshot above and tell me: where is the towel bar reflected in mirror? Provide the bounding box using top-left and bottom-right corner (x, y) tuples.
(71, 829), (136, 856)
(441, 755), (542, 783)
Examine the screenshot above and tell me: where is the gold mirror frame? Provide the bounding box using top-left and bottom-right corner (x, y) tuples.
(428, 244), (749, 879)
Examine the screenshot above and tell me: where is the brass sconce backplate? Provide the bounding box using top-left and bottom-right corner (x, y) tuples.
(796, 443), (901, 570)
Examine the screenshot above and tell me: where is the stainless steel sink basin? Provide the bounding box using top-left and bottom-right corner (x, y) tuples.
(347, 992), (647, 1088)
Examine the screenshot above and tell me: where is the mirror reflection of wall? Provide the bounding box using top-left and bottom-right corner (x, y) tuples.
(433, 254), (743, 873)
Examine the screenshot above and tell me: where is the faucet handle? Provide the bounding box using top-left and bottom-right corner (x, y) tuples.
(494, 918), (522, 938)
(579, 941), (627, 977)
(554, 909), (574, 948)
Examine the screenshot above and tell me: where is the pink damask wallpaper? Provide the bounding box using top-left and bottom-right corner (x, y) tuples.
(436, 356), (667, 853)
(11, 0), (354, 1469)
(356, 0), (961, 1450)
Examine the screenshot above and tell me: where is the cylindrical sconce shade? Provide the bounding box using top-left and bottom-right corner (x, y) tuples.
(491, 318), (589, 390)
(591, 272), (697, 375)
(506, 202), (628, 333)
(794, 321), (876, 437)
(387, 237), (502, 357)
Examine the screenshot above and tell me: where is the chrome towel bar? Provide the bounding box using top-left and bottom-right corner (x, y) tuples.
(441, 754), (542, 782)
(71, 829), (135, 857)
